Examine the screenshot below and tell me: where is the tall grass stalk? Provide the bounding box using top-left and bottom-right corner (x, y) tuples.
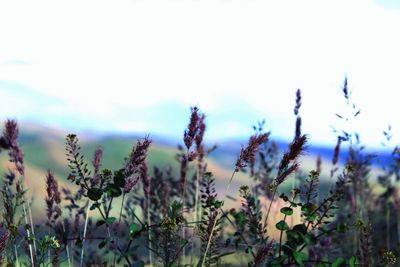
(263, 188), (277, 234)
(80, 200), (91, 267)
(27, 200), (37, 253)
(22, 201), (35, 267)
(200, 170), (236, 267)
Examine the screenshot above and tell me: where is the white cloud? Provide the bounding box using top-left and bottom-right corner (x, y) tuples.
(0, 0), (399, 147)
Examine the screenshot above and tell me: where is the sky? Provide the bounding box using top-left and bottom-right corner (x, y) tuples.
(0, 0), (400, 148)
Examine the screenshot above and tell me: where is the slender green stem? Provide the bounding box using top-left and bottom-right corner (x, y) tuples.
(27, 200), (37, 253)
(80, 200), (91, 267)
(201, 170), (236, 267)
(106, 197), (114, 217)
(22, 200), (35, 267)
(263, 188), (277, 234)
(118, 193), (126, 223)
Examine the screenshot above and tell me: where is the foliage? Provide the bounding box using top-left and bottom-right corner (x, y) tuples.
(0, 79), (399, 266)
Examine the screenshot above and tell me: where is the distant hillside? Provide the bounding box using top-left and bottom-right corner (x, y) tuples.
(0, 124), (390, 220)
(0, 125), (252, 219)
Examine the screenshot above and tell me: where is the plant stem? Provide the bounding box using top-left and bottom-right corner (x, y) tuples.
(201, 170), (236, 267)
(194, 162), (201, 225)
(113, 192), (126, 266)
(22, 200), (35, 267)
(106, 225), (132, 266)
(27, 200), (37, 254)
(95, 200), (130, 267)
(147, 196), (153, 267)
(263, 188), (277, 234)
(118, 192), (125, 222)
(80, 200), (91, 267)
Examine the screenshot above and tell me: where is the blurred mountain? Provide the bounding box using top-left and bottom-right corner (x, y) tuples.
(0, 123), (392, 219)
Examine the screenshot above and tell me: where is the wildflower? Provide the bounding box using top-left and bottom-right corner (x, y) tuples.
(294, 89), (302, 138)
(195, 114), (206, 161)
(91, 147), (103, 187)
(125, 137), (151, 176)
(294, 88), (302, 116)
(275, 134), (308, 184)
(45, 171), (62, 223)
(235, 133), (269, 172)
(3, 120), (24, 175)
(124, 137), (151, 193)
(141, 162), (150, 197)
(124, 176), (140, 193)
(183, 106), (200, 149)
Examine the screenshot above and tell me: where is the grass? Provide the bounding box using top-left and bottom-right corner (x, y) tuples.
(1, 80), (400, 267)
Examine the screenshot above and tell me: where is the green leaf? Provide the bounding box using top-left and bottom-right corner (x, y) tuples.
(98, 237), (111, 249)
(293, 251), (308, 267)
(292, 224), (307, 235)
(349, 256), (357, 267)
(279, 193), (289, 202)
(301, 203), (314, 213)
(90, 202), (100, 211)
(234, 211), (247, 228)
(332, 257), (345, 267)
(106, 184), (122, 198)
(280, 207), (293, 216)
(96, 220), (106, 227)
(286, 230), (303, 246)
(306, 213), (317, 222)
(98, 240), (107, 249)
(303, 233), (317, 245)
(87, 188), (103, 201)
(105, 217), (116, 225)
(129, 223), (141, 239)
(67, 174), (76, 182)
(113, 169), (126, 188)
(213, 200), (224, 209)
(275, 220), (289, 231)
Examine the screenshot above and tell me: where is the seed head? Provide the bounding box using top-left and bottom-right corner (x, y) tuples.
(235, 133), (269, 172)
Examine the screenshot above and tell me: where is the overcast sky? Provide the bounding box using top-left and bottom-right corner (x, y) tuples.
(0, 0), (399, 147)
